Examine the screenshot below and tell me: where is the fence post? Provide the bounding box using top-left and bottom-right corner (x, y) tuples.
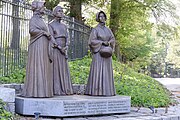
(71, 17), (75, 60)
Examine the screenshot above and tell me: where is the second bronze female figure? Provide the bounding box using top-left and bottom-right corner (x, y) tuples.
(49, 6), (73, 95)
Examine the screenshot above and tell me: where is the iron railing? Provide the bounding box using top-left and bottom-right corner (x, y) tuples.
(0, 0), (91, 76)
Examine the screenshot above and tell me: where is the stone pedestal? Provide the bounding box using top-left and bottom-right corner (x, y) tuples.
(15, 95), (131, 117)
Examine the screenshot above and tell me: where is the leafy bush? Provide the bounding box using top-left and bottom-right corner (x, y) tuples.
(0, 55), (172, 107)
(113, 60), (171, 107)
(0, 69), (25, 84)
(69, 56), (91, 84)
(69, 56), (172, 107)
(0, 99), (13, 120)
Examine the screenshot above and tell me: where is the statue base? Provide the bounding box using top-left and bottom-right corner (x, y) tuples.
(15, 95), (131, 117)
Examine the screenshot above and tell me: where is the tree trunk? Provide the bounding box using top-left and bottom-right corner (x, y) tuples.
(110, 0), (126, 62)
(10, 0), (20, 49)
(69, 0), (82, 22)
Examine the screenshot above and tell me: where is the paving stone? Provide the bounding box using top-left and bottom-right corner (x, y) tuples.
(134, 116), (161, 120)
(113, 113), (149, 118)
(113, 118), (138, 120)
(87, 116), (116, 120)
(137, 108), (153, 114)
(168, 115), (179, 120)
(63, 118), (87, 120)
(156, 108), (168, 114)
(160, 116), (171, 120)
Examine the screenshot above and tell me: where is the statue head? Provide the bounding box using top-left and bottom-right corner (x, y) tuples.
(52, 6), (64, 19)
(31, 1), (46, 14)
(96, 11), (107, 23)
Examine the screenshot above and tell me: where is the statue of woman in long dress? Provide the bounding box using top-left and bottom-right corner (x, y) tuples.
(85, 11), (116, 96)
(21, 1), (53, 97)
(48, 6), (73, 95)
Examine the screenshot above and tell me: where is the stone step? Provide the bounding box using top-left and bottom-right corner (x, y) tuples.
(0, 87), (15, 113)
(0, 87), (15, 102)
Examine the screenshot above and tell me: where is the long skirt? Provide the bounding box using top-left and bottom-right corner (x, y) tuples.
(53, 48), (73, 95)
(21, 36), (53, 98)
(85, 52), (116, 96)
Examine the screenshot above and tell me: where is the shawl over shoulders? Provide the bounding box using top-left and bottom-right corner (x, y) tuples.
(88, 25), (115, 53)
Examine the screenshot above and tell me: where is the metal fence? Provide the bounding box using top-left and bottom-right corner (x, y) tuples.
(0, 0), (91, 76)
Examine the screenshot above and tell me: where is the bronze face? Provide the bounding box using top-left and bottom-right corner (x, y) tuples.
(31, 1), (45, 13)
(99, 13), (106, 23)
(39, 6), (45, 14)
(96, 11), (107, 22)
(53, 6), (64, 19)
(56, 8), (64, 18)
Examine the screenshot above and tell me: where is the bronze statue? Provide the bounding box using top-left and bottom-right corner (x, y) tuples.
(48, 6), (73, 95)
(21, 1), (53, 97)
(85, 11), (116, 96)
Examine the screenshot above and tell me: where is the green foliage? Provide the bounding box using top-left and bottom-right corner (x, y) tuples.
(83, 0), (111, 27)
(147, 23), (179, 76)
(0, 55), (172, 107)
(112, 0), (154, 62)
(45, 0), (60, 10)
(0, 69), (25, 84)
(113, 60), (171, 107)
(0, 99), (13, 120)
(0, 48), (27, 77)
(166, 39), (180, 68)
(69, 55), (91, 84)
(69, 56), (172, 107)
(108, 0), (179, 74)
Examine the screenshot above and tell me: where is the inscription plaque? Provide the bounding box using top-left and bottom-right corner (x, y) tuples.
(88, 101), (107, 114)
(63, 101), (86, 115)
(15, 95), (131, 117)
